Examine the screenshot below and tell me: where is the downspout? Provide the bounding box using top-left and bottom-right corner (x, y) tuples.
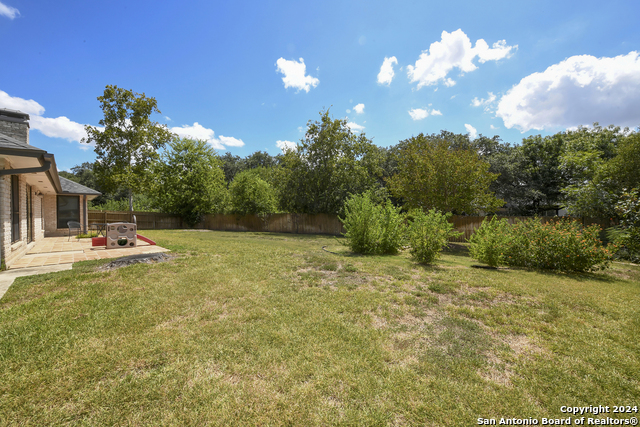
(83, 195), (88, 233)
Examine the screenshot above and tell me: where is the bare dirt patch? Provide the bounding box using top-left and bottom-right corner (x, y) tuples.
(97, 253), (174, 271)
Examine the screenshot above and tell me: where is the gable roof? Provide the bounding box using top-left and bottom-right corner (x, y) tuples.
(59, 176), (102, 196)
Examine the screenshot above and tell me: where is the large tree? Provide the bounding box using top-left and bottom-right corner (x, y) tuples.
(83, 85), (174, 211)
(152, 138), (227, 226)
(386, 133), (502, 214)
(560, 125), (640, 217)
(279, 109), (384, 215)
(229, 169), (278, 215)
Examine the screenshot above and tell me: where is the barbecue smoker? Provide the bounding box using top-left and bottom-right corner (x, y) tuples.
(106, 222), (137, 248)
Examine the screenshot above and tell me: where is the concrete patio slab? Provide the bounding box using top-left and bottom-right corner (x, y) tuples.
(9, 236), (170, 270)
(1, 236), (171, 300)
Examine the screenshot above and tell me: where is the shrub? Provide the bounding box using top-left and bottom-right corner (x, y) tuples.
(468, 217), (613, 272)
(340, 192), (405, 255)
(406, 209), (461, 264)
(507, 218), (612, 272)
(468, 216), (510, 267)
(469, 217), (613, 272)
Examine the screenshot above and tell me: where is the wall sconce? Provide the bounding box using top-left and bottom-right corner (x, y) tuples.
(34, 190), (43, 197)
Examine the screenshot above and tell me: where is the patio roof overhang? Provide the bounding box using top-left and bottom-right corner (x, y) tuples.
(0, 148), (63, 194)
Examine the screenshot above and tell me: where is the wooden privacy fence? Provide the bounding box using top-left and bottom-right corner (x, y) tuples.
(88, 210), (184, 230)
(201, 213), (345, 235)
(89, 210), (615, 241)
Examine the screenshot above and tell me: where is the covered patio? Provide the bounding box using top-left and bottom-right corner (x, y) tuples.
(8, 236), (170, 269)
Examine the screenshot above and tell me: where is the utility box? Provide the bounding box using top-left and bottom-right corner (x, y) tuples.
(106, 222), (137, 248)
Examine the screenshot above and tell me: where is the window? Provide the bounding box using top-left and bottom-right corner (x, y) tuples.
(57, 196), (80, 229)
(11, 175), (19, 242)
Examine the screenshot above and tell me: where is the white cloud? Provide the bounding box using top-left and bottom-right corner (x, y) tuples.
(490, 124), (498, 130)
(0, 1), (19, 19)
(0, 90), (45, 115)
(30, 116), (89, 143)
(464, 124), (478, 139)
(377, 56), (398, 85)
(471, 92), (497, 112)
(346, 122), (365, 133)
(407, 29), (516, 89)
(353, 103), (365, 114)
(408, 108), (429, 121)
(164, 116), (172, 121)
(218, 135), (244, 147)
(276, 140), (297, 152)
(497, 52), (640, 132)
(475, 39), (515, 63)
(171, 122), (217, 146)
(408, 108), (442, 120)
(346, 109), (351, 114)
(0, 90), (96, 145)
(170, 122), (245, 150)
(275, 57), (319, 93)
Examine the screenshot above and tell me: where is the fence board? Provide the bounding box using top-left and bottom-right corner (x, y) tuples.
(88, 210), (183, 229)
(88, 210), (614, 240)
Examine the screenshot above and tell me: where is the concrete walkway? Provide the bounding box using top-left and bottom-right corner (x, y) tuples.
(0, 264), (73, 299)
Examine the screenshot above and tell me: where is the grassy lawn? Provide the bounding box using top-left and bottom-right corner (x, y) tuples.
(1, 230), (639, 426)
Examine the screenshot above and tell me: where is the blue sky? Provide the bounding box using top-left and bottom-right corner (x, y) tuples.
(1, 0), (640, 171)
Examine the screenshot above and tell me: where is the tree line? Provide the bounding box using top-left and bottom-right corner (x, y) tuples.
(61, 86), (640, 229)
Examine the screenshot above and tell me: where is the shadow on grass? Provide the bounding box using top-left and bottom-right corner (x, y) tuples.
(534, 269), (619, 283)
(442, 243), (471, 257)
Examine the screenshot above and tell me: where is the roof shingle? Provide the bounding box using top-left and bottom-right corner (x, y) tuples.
(0, 132), (46, 152)
(59, 176), (102, 195)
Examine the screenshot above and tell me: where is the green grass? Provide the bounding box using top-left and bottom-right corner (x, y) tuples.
(1, 230), (639, 426)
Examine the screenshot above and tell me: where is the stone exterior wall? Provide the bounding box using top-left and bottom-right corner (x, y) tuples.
(0, 169), (47, 267)
(43, 194), (85, 237)
(0, 120), (29, 145)
(1, 175), (32, 267)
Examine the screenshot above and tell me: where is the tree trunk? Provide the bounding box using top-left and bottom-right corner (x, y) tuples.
(129, 189), (133, 212)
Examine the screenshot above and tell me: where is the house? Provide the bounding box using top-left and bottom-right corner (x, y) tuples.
(0, 108), (101, 267)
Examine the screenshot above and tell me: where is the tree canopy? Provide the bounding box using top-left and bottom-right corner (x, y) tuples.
(152, 138), (227, 226)
(386, 133), (502, 214)
(83, 85), (174, 211)
(279, 109), (383, 215)
(229, 169), (278, 215)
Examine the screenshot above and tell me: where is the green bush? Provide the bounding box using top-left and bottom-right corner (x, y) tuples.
(468, 216), (510, 267)
(229, 170), (278, 216)
(507, 218), (612, 272)
(406, 209), (461, 264)
(611, 188), (640, 262)
(469, 217), (613, 272)
(340, 192), (405, 255)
